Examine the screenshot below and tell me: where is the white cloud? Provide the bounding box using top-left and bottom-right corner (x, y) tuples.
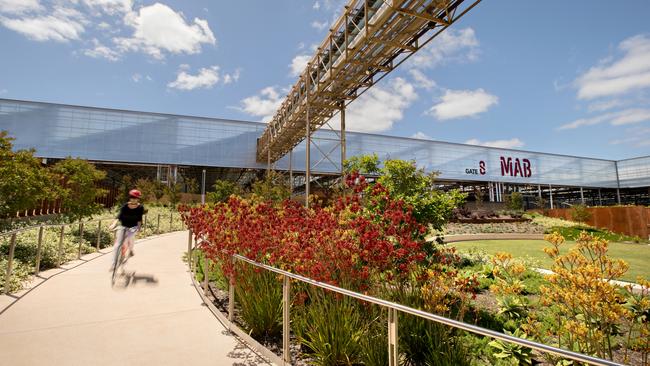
(408, 69), (436, 90)
(114, 3), (215, 59)
(83, 38), (120, 61)
(346, 77), (418, 132)
(313, 2), (321, 10)
(610, 127), (650, 147)
(558, 108), (650, 130)
(411, 132), (432, 140)
(0, 0), (42, 14)
(576, 34), (650, 100)
(587, 99), (626, 113)
(465, 138), (525, 149)
(0, 8), (85, 42)
(223, 68), (241, 85)
(311, 20), (328, 31)
(427, 88), (498, 120)
(410, 28), (479, 69)
(610, 108), (650, 126)
(131, 73), (141, 82)
(289, 54), (311, 77)
(82, 0), (131, 15)
(240, 86), (284, 122)
(168, 65), (222, 91)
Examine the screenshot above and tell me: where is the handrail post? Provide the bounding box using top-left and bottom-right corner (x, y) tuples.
(156, 214), (161, 234)
(282, 275), (291, 365)
(3, 233), (17, 294)
(228, 257), (235, 326)
(203, 255), (209, 295)
(96, 220), (102, 250)
(57, 225), (65, 267)
(77, 222), (84, 259)
(169, 212), (173, 232)
(187, 229), (193, 271)
(388, 308), (398, 366)
(35, 226), (44, 275)
(143, 214), (147, 234)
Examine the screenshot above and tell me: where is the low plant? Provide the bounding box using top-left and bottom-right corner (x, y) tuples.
(233, 263), (283, 342)
(293, 288), (366, 365)
(488, 328), (535, 365)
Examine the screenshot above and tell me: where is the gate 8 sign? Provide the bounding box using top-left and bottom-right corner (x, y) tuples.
(465, 156), (533, 178)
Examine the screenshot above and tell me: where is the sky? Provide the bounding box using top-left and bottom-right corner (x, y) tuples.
(0, 0), (649, 160)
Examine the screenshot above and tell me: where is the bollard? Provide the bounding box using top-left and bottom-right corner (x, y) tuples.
(57, 225), (65, 267)
(77, 222), (84, 259)
(35, 226), (44, 275)
(283, 275), (291, 364)
(203, 255), (209, 295)
(3, 233), (17, 294)
(96, 220), (102, 250)
(156, 214), (160, 234)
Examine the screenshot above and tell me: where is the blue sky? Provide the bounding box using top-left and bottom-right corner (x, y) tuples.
(0, 0), (649, 160)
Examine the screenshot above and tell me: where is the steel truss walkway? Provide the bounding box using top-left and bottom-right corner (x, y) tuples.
(256, 0), (482, 205)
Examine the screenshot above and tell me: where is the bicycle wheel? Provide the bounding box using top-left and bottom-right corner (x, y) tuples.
(111, 250), (121, 286)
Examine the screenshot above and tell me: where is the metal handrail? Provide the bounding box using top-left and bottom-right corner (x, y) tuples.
(220, 252), (623, 366)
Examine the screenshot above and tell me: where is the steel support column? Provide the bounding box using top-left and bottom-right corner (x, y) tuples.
(340, 103), (346, 175)
(289, 150), (293, 194)
(201, 169), (206, 205)
(614, 161), (621, 204)
(549, 185), (554, 209)
(306, 108), (311, 208)
(580, 187), (584, 205)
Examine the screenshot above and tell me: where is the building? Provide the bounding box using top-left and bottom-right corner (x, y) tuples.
(1, 98), (649, 208)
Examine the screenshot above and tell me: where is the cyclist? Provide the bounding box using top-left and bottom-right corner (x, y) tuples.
(109, 189), (145, 269)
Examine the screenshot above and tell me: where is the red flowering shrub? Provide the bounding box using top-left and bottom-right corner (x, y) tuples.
(180, 173), (429, 291)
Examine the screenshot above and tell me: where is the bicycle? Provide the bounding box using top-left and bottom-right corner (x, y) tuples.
(111, 226), (138, 286)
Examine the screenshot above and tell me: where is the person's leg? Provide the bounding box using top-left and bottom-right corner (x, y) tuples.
(112, 227), (126, 268)
(127, 229), (135, 256)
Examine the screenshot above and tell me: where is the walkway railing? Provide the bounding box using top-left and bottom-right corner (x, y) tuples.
(1, 212), (180, 294)
(186, 232), (624, 366)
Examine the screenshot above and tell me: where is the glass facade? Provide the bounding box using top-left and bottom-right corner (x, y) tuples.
(1, 98), (648, 189)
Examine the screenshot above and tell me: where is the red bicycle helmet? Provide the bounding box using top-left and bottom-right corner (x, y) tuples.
(129, 189), (142, 199)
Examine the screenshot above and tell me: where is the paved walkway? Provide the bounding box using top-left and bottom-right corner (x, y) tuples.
(0, 231), (270, 366)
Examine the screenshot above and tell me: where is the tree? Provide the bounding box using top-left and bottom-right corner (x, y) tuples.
(251, 171), (290, 202)
(343, 153), (380, 175)
(374, 158), (466, 231)
(0, 131), (54, 218)
(164, 182), (183, 209)
(51, 158), (107, 222)
(207, 179), (241, 203)
(505, 191), (524, 211)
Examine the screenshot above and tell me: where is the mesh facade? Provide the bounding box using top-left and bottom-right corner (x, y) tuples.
(1, 99), (648, 189)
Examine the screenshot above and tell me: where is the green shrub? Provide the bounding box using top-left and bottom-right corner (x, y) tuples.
(234, 263), (283, 342)
(293, 288), (366, 365)
(570, 204), (592, 224)
(505, 192), (524, 211)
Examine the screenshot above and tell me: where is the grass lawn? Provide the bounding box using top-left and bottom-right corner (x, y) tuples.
(451, 240), (650, 283)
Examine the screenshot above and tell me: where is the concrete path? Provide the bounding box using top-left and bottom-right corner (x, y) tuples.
(0, 231), (270, 366)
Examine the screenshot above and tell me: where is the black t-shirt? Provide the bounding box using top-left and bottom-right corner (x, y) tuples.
(117, 203), (145, 228)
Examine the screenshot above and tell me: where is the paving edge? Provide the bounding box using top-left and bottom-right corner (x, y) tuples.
(188, 269), (281, 366)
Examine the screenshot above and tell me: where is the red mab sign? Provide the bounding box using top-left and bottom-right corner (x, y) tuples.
(500, 157), (532, 177)
(466, 157), (533, 178)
